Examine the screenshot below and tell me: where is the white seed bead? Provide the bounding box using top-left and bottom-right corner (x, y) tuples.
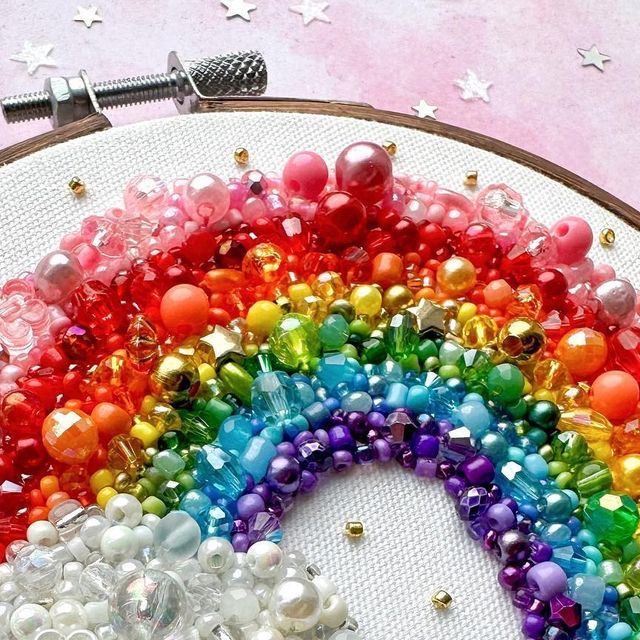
(63, 562), (84, 583)
(27, 521), (59, 546)
(319, 593), (348, 628)
(312, 575), (337, 602)
(221, 586), (260, 625)
(195, 612), (223, 637)
(49, 598), (88, 635)
(67, 629), (99, 639)
(10, 603), (51, 639)
(79, 516), (110, 550)
(99, 526), (138, 563)
(104, 494), (143, 528)
(0, 602), (13, 626)
(84, 600), (109, 625)
(246, 541), (283, 579)
(66, 537), (91, 562)
(132, 525), (153, 550)
(250, 627), (285, 640)
(140, 513), (161, 531)
(197, 538), (235, 574)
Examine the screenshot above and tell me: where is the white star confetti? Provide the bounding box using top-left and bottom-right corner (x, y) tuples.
(73, 5), (103, 28)
(220, 0), (257, 21)
(412, 99), (438, 120)
(454, 69), (492, 103)
(577, 45), (611, 72)
(289, 0), (331, 25)
(9, 41), (57, 76)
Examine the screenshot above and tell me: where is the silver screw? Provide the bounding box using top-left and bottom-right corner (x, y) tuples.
(1, 50), (267, 127)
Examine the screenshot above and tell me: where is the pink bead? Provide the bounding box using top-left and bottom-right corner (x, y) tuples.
(157, 225), (185, 250)
(158, 206), (188, 228)
(442, 208), (468, 232)
(591, 263), (616, 286)
(170, 178), (189, 195)
(242, 197), (267, 223)
(335, 142), (392, 205)
(283, 151), (329, 200)
(123, 175), (170, 217)
(183, 173), (230, 225)
(228, 180), (249, 210)
(549, 216), (593, 265)
(59, 233), (83, 251)
(425, 203), (446, 224)
(33, 251), (84, 304)
(435, 188), (474, 215)
(73, 244), (101, 272)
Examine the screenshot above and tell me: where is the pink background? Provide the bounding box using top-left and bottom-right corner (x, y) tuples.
(1, 0), (638, 210)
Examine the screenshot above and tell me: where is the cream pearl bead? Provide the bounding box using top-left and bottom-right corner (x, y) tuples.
(312, 575), (337, 602)
(10, 603), (51, 639)
(220, 586), (260, 625)
(319, 594), (348, 628)
(99, 525), (138, 563)
(269, 578), (322, 633)
(246, 541), (283, 579)
(49, 598), (88, 634)
(197, 537), (235, 574)
(251, 626), (285, 640)
(104, 494), (143, 528)
(27, 521), (59, 546)
(133, 525), (153, 550)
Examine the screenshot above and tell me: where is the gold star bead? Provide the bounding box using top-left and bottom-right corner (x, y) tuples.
(344, 521), (364, 538)
(382, 140), (397, 156)
(197, 325), (245, 366)
(463, 170), (478, 187)
(599, 228), (615, 247)
(234, 147), (249, 165)
(431, 589), (453, 609)
(407, 298), (447, 335)
(68, 176), (86, 196)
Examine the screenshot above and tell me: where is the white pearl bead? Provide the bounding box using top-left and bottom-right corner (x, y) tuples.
(0, 581), (22, 602)
(66, 630), (98, 640)
(246, 541), (283, 579)
(79, 516), (110, 550)
(0, 564), (13, 584)
(0, 602), (13, 626)
(319, 594), (348, 628)
(26, 521), (59, 547)
(269, 578), (322, 633)
(99, 525), (138, 563)
(84, 600), (109, 626)
(133, 525), (153, 550)
(34, 630), (65, 640)
(197, 538), (235, 574)
(66, 537), (90, 562)
(10, 603), (51, 639)
(140, 513), (161, 531)
(63, 562), (84, 583)
(250, 627), (285, 640)
(49, 598), (88, 635)
(104, 494), (143, 528)
(312, 575), (337, 602)
(220, 586), (260, 625)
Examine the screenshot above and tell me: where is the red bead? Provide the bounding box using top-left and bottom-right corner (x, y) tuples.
(0, 454), (16, 484)
(340, 246), (372, 285)
(610, 326), (640, 378)
(335, 142), (393, 205)
(69, 280), (125, 338)
(1, 390), (45, 438)
(535, 269), (568, 310)
(14, 437), (49, 474)
(182, 230), (217, 265)
(458, 223), (498, 267)
(58, 325), (95, 361)
(39, 347), (70, 372)
(391, 218), (419, 253)
(315, 192), (367, 249)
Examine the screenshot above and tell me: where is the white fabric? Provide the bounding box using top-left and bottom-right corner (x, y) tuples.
(1, 111), (639, 638)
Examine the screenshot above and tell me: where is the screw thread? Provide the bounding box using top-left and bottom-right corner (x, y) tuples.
(93, 71), (185, 108)
(1, 91), (52, 123)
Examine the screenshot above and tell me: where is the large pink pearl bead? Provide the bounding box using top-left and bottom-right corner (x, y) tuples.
(33, 251), (84, 303)
(549, 216), (593, 265)
(183, 173), (230, 225)
(335, 142), (393, 205)
(282, 151), (328, 199)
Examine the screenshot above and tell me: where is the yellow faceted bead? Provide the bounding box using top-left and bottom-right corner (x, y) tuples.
(533, 358), (572, 390)
(311, 271), (346, 302)
(557, 384), (590, 411)
(90, 469), (115, 494)
(288, 283), (313, 303)
(461, 315), (498, 349)
(612, 455), (640, 497)
(457, 302), (477, 325)
(130, 421), (160, 448)
(198, 363), (216, 383)
(558, 408), (613, 443)
(534, 389), (555, 402)
(96, 487), (118, 509)
(350, 285), (382, 317)
(246, 300), (284, 338)
(591, 442), (612, 463)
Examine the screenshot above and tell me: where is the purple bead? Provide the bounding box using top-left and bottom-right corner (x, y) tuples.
(467, 518), (488, 541)
(333, 450), (353, 472)
(484, 503), (517, 532)
(328, 425), (356, 450)
(513, 587), (536, 610)
(314, 428), (330, 446)
(236, 493), (265, 520)
(247, 511), (281, 544)
(437, 419), (454, 436)
(482, 529), (497, 550)
(244, 475), (255, 492)
(366, 411), (385, 429)
(458, 486), (491, 520)
(297, 440), (333, 472)
(526, 598), (547, 616)
(266, 455), (301, 494)
(355, 444), (375, 464)
(498, 565), (525, 590)
(269, 492), (294, 515)
(414, 457), (437, 478)
(458, 454), (495, 485)
(382, 411), (416, 444)
(548, 594), (581, 631)
(276, 442), (296, 457)
(299, 470), (318, 493)
(410, 433), (439, 458)
(497, 530), (529, 563)
(293, 431), (314, 447)
(501, 497), (518, 513)
(232, 533), (250, 552)
(522, 613), (545, 639)
(372, 438), (392, 462)
(436, 460), (456, 479)
(526, 561), (568, 601)
(444, 476), (467, 498)
(347, 411), (369, 441)
(529, 540), (553, 563)
(232, 518), (247, 534)
(252, 483), (272, 503)
(394, 444), (415, 469)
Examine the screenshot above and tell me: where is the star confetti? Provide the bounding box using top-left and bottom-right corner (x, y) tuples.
(412, 99), (438, 120)
(577, 45), (611, 72)
(220, 0), (257, 21)
(289, 0), (331, 25)
(73, 5), (103, 28)
(9, 41), (57, 76)
(454, 69), (492, 102)
(407, 298), (446, 336)
(198, 325), (245, 364)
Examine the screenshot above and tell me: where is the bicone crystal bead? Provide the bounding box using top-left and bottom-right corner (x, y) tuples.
(196, 445), (247, 501)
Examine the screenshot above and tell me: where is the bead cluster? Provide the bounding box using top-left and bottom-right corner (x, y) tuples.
(0, 141), (639, 639)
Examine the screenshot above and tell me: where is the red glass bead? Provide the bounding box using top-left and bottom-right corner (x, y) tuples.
(610, 326), (640, 378)
(335, 142), (393, 205)
(0, 516), (27, 545)
(14, 437), (49, 474)
(535, 269), (568, 310)
(182, 229), (217, 265)
(364, 228), (396, 255)
(0, 454), (16, 484)
(315, 192), (367, 249)
(340, 247), (372, 285)
(58, 325), (95, 361)
(392, 218), (420, 253)
(69, 280), (125, 338)
(458, 223), (498, 267)
(419, 223), (447, 250)
(39, 347), (70, 372)
(1, 390), (45, 438)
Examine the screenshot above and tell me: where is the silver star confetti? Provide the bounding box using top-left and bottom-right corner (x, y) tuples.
(9, 41), (57, 75)
(289, 0), (331, 25)
(73, 5), (103, 28)
(220, 0), (257, 21)
(412, 99), (438, 120)
(577, 45), (611, 72)
(407, 298), (447, 335)
(198, 325), (245, 365)
(454, 69), (492, 102)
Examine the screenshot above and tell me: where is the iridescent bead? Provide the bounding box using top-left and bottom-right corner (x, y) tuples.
(41, 408), (98, 464)
(33, 251), (84, 303)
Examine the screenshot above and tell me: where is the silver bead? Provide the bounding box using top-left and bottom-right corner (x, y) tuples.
(595, 279), (637, 328)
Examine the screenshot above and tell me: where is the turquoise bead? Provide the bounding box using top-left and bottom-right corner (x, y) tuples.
(179, 489), (212, 527)
(239, 436), (277, 481)
(205, 504), (234, 539)
(540, 489), (573, 523)
(341, 391), (373, 413)
(523, 453), (548, 480)
(196, 445), (247, 500)
(563, 489), (579, 509)
(252, 371), (303, 423)
(406, 385), (429, 412)
(386, 382), (408, 409)
(607, 622), (633, 640)
(568, 573), (606, 612)
(217, 415), (252, 453)
(315, 353), (362, 391)
(507, 447), (526, 464)
(302, 401), (330, 428)
(294, 380), (315, 406)
(463, 392), (484, 403)
(479, 432), (508, 462)
(540, 523), (572, 546)
(319, 313), (350, 349)
(260, 424), (284, 445)
(153, 450), (186, 479)
(452, 401), (490, 437)
(553, 543), (589, 574)
(576, 529), (598, 547)
(583, 545), (604, 564)
(495, 460), (543, 503)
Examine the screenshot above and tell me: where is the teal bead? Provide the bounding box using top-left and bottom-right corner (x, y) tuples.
(239, 436), (278, 481)
(205, 504), (234, 539)
(583, 545), (604, 564)
(302, 401), (330, 428)
(479, 432), (508, 462)
(217, 415), (253, 454)
(540, 489), (573, 523)
(294, 381), (315, 406)
(260, 424), (284, 445)
(386, 382), (409, 409)
(607, 622), (633, 640)
(568, 573), (606, 612)
(319, 314), (350, 349)
(252, 371), (303, 423)
(553, 543), (590, 574)
(406, 385), (429, 412)
(507, 447), (526, 464)
(196, 444), (247, 500)
(486, 363), (524, 403)
(452, 400), (491, 438)
(179, 489), (211, 526)
(153, 450), (186, 479)
(576, 529), (598, 547)
(341, 391), (373, 413)
(527, 400), (560, 432)
(523, 453), (548, 480)
(540, 523), (571, 546)
(527, 428), (548, 447)
(315, 353), (362, 391)
(495, 460), (543, 503)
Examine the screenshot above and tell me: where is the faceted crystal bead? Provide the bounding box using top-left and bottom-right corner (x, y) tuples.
(583, 492), (639, 545)
(458, 487), (491, 520)
(196, 445), (247, 500)
(13, 544), (62, 593)
(495, 460), (543, 503)
(107, 435), (145, 475)
(548, 594), (582, 631)
(205, 505), (234, 539)
(315, 353), (362, 392)
(247, 511), (282, 544)
(550, 432), (590, 465)
(268, 313), (321, 369)
(251, 371), (303, 423)
(384, 313), (419, 360)
(381, 411), (416, 445)
(621, 594), (640, 631)
(574, 460), (612, 499)
(557, 409), (612, 445)
(41, 408), (99, 464)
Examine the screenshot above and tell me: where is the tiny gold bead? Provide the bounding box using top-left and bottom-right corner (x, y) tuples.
(382, 140), (397, 156)
(463, 170), (478, 187)
(599, 227), (615, 247)
(234, 147), (250, 165)
(344, 521), (364, 538)
(431, 589), (453, 609)
(68, 176), (86, 196)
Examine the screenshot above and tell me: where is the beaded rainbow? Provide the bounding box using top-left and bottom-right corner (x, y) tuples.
(0, 142), (639, 639)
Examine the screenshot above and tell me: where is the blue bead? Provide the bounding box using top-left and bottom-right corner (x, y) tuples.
(302, 402), (330, 428)
(217, 415), (252, 453)
(294, 381), (315, 406)
(463, 392), (484, 403)
(239, 436), (277, 481)
(260, 424), (284, 445)
(205, 504), (234, 539)
(576, 529), (598, 547)
(564, 490), (580, 510)
(196, 445), (247, 500)
(519, 502), (539, 519)
(252, 371), (303, 423)
(568, 573), (606, 612)
(315, 353), (362, 391)
(179, 489), (212, 526)
(406, 385), (429, 412)
(606, 622), (633, 640)
(604, 585), (619, 606)
(341, 391), (373, 413)
(452, 401), (491, 437)
(495, 460), (542, 504)
(523, 453), (548, 480)
(567, 516), (582, 535)
(540, 523), (572, 546)
(386, 382), (409, 409)
(323, 397), (340, 412)
(553, 543), (589, 575)
(352, 373), (369, 391)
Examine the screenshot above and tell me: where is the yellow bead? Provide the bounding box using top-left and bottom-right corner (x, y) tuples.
(234, 147), (249, 165)
(557, 384), (590, 411)
(431, 589), (453, 609)
(344, 521), (364, 538)
(96, 487), (118, 509)
(244, 343), (259, 357)
(288, 283), (313, 303)
(523, 379), (532, 395)
(463, 170), (478, 187)
(90, 469), (115, 494)
(246, 300), (284, 338)
(599, 228), (615, 247)
(68, 176), (86, 196)
(382, 285), (414, 315)
(350, 285), (382, 317)
(498, 318), (547, 362)
(557, 408), (612, 443)
(198, 363), (216, 383)
(382, 140), (397, 156)
(140, 395), (156, 416)
(457, 302), (477, 325)
(311, 271), (346, 302)
(533, 358), (572, 390)
(130, 421), (160, 448)
(534, 389), (555, 402)
(461, 314), (497, 348)
(611, 455), (640, 497)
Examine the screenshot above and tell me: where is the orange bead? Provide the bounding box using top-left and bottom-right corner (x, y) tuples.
(371, 252), (404, 288)
(483, 278), (513, 309)
(28, 506), (50, 524)
(64, 398), (83, 411)
(436, 256), (477, 296)
(91, 402), (133, 441)
(591, 370), (640, 423)
(554, 328), (608, 380)
(209, 307), (231, 326)
(40, 475), (60, 498)
(160, 284), (210, 336)
(46, 491), (70, 508)
(611, 416), (640, 455)
(201, 268), (245, 293)
(42, 408), (99, 464)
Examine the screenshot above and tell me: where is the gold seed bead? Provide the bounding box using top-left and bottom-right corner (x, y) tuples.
(68, 176), (86, 196)
(431, 589), (453, 609)
(344, 521), (364, 538)
(234, 147), (250, 165)
(463, 170), (478, 187)
(382, 140), (397, 156)
(599, 228), (615, 247)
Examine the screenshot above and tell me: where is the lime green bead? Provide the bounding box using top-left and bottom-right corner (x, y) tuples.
(487, 363), (525, 403)
(269, 313), (321, 369)
(551, 431), (590, 465)
(539, 444), (554, 462)
(399, 354), (420, 373)
(143, 467), (165, 487)
(218, 363), (253, 406)
(575, 460), (613, 498)
(175, 471), (196, 491)
(598, 559), (624, 585)
(349, 318), (371, 338)
(583, 491), (640, 546)
(438, 365), (460, 379)
(548, 461), (569, 477)
(424, 356), (440, 370)
(555, 471), (574, 489)
(137, 478), (156, 497)
(142, 495), (167, 517)
(339, 344), (358, 360)
(385, 313), (419, 359)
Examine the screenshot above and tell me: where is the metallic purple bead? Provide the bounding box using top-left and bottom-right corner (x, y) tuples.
(522, 613), (545, 638)
(232, 533), (250, 552)
(383, 411), (417, 444)
(457, 486), (491, 520)
(232, 518), (247, 534)
(529, 540), (553, 563)
(526, 598), (547, 616)
(314, 429), (330, 446)
(266, 455), (301, 494)
(299, 470), (318, 493)
(297, 440), (333, 472)
(513, 587), (536, 610)
(252, 483), (272, 503)
(276, 442), (296, 457)
(498, 565), (525, 590)
(444, 476), (467, 498)
(355, 444), (375, 464)
(467, 518), (488, 541)
(333, 450), (354, 472)
(501, 497), (518, 513)
(484, 503), (516, 532)
(366, 428), (380, 444)
(394, 443), (415, 469)
(410, 432), (439, 458)
(328, 425), (356, 450)
(548, 594), (581, 631)
(293, 431), (314, 447)
(372, 438), (392, 462)
(526, 561), (568, 601)
(366, 411), (385, 429)
(497, 530), (529, 563)
(436, 460), (456, 480)
(269, 493), (294, 516)
(414, 457), (437, 478)
(236, 493), (266, 520)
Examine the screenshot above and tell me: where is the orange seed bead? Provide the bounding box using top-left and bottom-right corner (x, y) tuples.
(40, 475), (60, 498)
(46, 491), (70, 508)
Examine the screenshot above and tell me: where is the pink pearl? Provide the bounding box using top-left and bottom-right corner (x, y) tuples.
(435, 188), (474, 215)
(283, 151), (329, 200)
(242, 197), (267, 223)
(591, 263), (616, 286)
(549, 216), (593, 265)
(442, 208), (468, 232)
(33, 251), (84, 304)
(0, 364), (24, 384)
(335, 142), (392, 205)
(183, 173), (230, 225)
(425, 203), (446, 224)
(123, 175), (170, 217)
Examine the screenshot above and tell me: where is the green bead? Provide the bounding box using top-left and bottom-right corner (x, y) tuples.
(349, 319), (371, 338)
(555, 471), (574, 489)
(575, 460), (613, 498)
(507, 399), (528, 419)
(486, 363), (525, 403)
(181, 413), (219, 445)
(143, 466), (165, 487)
(361, 338), (387, 365)
(269, 313), (321, 369)
(319, 314), (350, 349)
(547, 461), (569, 477)
(527, 400), (560, 431)
(399, 354), (420, 373)
(551, 431), (590, 465)
(424, 356), (440, 370)
(438, 365), (460, 379)
(539, 444), (554, 462)
(384, 313), (419, 359)
(141, 495), (167, 517)
(416, 339), (438, 362)
(598, 559), (624, 585)
(583, 491), (639, 546)
(218, 363), (253, 406)
(201, 397), (234, 429)
(621, 595), (640, 630)
(157, 479), (183, 508)
(623, 541), (640, 564)
(339, 343), (358, 360)
(527, 428), (547, 447)
(137, 477), (156, 497)
(175, 471), (196, 491)
(439, 340), (464, 365)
